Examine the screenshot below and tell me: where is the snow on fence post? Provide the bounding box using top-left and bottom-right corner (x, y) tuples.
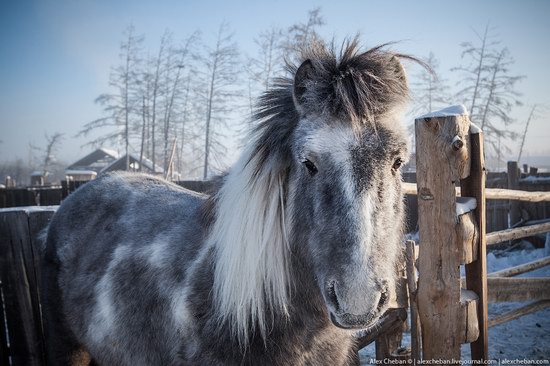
(415, 105), (487, 361)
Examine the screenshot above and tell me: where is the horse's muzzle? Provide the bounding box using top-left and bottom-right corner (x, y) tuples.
(325, 280), (390, 329)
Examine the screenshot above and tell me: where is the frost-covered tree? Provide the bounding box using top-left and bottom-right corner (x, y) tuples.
(410, 52), (451, 115)
(197, 21), (241, 179)
(139, 30), (171, 170)
(0, 159), (33, 187)
(29, 132), (64, 183)
(160, 31), (200, 173)
(517, 104), (543, 164)
(40, 132), (64, 176)
(246, 27), (285, 114)
(453, 25), (524, 155)
(282, 7), (325, 57)
(79, 25), (144, 170)
(246, 8), (326, 116)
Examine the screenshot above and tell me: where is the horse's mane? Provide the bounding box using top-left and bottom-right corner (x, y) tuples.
(206, 38), (415, 346)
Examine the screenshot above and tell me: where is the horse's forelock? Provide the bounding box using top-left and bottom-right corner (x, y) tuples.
(298, 39), (413, 126)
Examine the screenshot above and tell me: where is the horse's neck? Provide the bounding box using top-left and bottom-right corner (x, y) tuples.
(187, 241), (354, 364)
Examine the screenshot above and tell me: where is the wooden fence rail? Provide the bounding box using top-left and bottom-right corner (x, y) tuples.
(488, 300), (550, 328)
(402, 182), (550, 202)
(486, 222), (550, 245)
(488, 256), (550, 277)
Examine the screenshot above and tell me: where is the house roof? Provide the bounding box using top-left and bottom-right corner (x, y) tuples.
(67, 148), (119, 173)
(101, 153), (164, 174)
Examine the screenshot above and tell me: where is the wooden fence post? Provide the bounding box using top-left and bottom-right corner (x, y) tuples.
(415, 106), (484, 361)
(460, 131), (488, 360)
(507, 161), (521, 226)
(0, 208), (56, 366)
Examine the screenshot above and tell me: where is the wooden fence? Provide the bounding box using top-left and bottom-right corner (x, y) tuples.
(0, 207), (56, 366)
(404, 110), (550, 362)
(0, 180), (213, 209)
(3, 175), (549, 244)
(403, 170), (550, 234)
(1, 153), (549, 363)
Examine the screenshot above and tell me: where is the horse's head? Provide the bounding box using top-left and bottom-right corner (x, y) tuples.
(211, 40), (415, 344)
(287, 43), (410, 329)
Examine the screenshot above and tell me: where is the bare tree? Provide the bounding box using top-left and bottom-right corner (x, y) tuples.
(517, 104), (544, 163)
(0, 159), (33, 187)
(41, 132), (64, 175)
(197, 21), (241, 179)
(453, 25), (499, 118)
(453, 25), (524, 155)
(246, 9), (326, 117)
(28, 132), (64, 183)
(78, 25), (143, 170)
(246, 27), (284, 110)
(283, 7), (325, 57)
(145, 30), (172, 170)
(410, 52), (451, 115)
(160, 32), (200, 173)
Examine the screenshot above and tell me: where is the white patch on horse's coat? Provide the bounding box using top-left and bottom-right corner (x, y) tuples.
(143, 236), (170, 268)
(208, 142), (290, 344)
(170, 287), (191, 328)
(303, 121), (355, 165)
(89, 274), (115, 343)
(300, 120), (357, 203)
(88, 245), (131, 344)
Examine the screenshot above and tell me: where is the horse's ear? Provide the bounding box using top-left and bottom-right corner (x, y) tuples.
(293, 59), (314, 110)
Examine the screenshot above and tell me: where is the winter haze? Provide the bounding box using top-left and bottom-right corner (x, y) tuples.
(1, 0), (549, 180)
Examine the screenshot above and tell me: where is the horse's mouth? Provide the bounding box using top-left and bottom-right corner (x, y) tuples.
(329, 312), (380, 330)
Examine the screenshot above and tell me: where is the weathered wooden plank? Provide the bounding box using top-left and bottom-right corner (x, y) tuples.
(489, 256), (550, 277)
(508, 162), (521, 226)
(488, 300), (550, 328)
(375, 322), (407, 361)
(405, 240), (421, 363)
(460, 289), (479, 344)
(355, 309), (408, 350)
(402, 182), (550, 203)
(484, 188), (550, 202)
(416, 111), (471, 360)
(486, 222), (550, 246)
(0, 279), (10, 366)
(376, 256), (408, 361)
(457, 210), (478, 264)
(461, 131), (488, 359)
(0, 211), (45, 366)
(488, 277), (550, 302)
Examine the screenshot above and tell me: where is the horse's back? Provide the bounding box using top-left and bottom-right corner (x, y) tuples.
(43, 172), (207, 365)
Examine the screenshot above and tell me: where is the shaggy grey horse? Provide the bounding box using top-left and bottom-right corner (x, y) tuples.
(41, 39), (412, 365)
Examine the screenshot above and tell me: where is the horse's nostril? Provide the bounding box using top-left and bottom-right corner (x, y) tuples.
(326, 281), (341, 313)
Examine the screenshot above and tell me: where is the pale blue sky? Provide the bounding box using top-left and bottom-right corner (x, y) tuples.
(1, 0), (549, 167)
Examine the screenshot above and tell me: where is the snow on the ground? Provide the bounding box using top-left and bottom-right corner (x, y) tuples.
(359, 242), (550, 365)
(521, 175), (550, 183)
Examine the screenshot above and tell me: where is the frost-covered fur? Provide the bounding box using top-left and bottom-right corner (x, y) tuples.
(41, 39), (412, 366)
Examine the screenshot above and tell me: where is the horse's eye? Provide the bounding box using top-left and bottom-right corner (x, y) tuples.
(392, 158), (403, 170)
(302, 159), (318, 176)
